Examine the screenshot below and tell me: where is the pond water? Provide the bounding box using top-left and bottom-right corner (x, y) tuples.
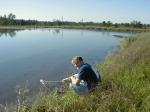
(0, 28), (134, 104)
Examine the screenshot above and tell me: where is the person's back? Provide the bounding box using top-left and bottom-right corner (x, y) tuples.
(78, 63), (100, 90)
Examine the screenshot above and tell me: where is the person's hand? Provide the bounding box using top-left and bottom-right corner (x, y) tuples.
(62, 77), (71, 83)
(70, 76), (78, 84)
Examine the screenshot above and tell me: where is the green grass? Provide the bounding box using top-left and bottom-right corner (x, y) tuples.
(19, 32), (150, 112)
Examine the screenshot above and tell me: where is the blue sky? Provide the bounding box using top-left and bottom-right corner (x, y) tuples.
(0, 0), (150, 24)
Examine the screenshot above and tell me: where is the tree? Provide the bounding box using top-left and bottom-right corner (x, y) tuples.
(130, 20), (143, 28)
(107, 21), (112, 27)
(102, 21), (106, 26)
(8, 13), (16, 20)
(7, 13), (16, 25)
(114, 23), (119, 27)
(0, 16), (3, 25)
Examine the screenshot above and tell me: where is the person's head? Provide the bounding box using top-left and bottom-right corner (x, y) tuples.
(71, 56), (84, 70)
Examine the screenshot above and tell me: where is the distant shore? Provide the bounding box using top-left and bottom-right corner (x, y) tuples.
(0, 25), (150, 32)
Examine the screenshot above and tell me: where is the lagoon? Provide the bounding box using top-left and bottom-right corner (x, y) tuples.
(0, 28), (134, 104)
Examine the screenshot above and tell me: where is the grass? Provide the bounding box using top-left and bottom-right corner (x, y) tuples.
(16, 32), (150, 112)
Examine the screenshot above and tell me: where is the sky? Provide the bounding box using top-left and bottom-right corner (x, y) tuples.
(0, 0), (150, 24)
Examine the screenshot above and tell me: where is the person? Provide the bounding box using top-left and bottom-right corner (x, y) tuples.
(63, 56), (101, 95)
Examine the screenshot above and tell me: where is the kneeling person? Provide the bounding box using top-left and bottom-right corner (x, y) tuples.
(63, 56), (101, 94)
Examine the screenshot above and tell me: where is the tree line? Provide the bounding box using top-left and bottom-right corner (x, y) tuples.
(0, 13), (149, 28)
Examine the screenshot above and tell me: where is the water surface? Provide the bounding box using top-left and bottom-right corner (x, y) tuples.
(0, 28), (134, 104)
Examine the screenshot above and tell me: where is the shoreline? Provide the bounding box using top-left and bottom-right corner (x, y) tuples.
(18, 32), (150, 112)
(0, 25), (149, 32)
(1, 31), (150, 112)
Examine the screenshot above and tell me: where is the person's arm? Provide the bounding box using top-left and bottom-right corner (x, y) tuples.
(62, 74), (78, 83)
(75, 79), (81, 86)
(63, 73), (82, 86)
(62, 76), (72, 83)
(70, 76), (80, 85)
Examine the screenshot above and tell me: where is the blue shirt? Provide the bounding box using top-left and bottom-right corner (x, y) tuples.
(78, 63), (100, 90)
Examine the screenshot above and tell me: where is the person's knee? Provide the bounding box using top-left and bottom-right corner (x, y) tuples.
(69, 83), (77, 89)
(69, 83), (88, 94)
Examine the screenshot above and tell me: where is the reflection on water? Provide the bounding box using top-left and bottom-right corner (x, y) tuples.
(53, 29), (60, 34)
(0, 29), (25, 38)
(0, 28), (134, 104)
(0, 28), (86, 38)
(0, 28), (89, 38)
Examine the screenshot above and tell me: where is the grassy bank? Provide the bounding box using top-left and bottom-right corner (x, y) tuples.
(14, 32), (150, 112)
(0, 25), (150, 32)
